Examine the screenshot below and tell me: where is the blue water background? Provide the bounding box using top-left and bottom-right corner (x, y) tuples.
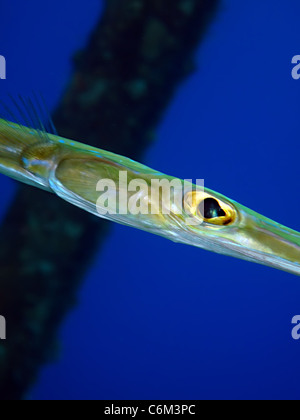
(1, 0), (300, 400)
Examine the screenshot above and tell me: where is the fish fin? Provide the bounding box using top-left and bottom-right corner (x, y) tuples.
(0, 93), (57, 138)
(0, 95), (58, 192)
(0, 94), (57, 160)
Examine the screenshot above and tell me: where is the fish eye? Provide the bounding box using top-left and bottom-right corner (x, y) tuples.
(200, 198), (226, 219)
(198, 197), (235, 226)
(183, 191), (236, 226)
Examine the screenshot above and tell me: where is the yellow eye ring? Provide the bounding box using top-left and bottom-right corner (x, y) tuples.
(184, 191), (236, 226)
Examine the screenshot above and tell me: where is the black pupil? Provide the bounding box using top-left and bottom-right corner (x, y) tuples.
(200, 198), (226, 219)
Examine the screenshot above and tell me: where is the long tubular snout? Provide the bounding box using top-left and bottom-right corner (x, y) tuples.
(233, 207), (300, 276)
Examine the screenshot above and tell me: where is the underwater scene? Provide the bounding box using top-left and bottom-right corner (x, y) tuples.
(0, 0), (300, 401)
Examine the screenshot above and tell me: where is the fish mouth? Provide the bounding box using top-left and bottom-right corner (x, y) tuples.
(180, 203), (300, 276)
(221, 207), (300, 276)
